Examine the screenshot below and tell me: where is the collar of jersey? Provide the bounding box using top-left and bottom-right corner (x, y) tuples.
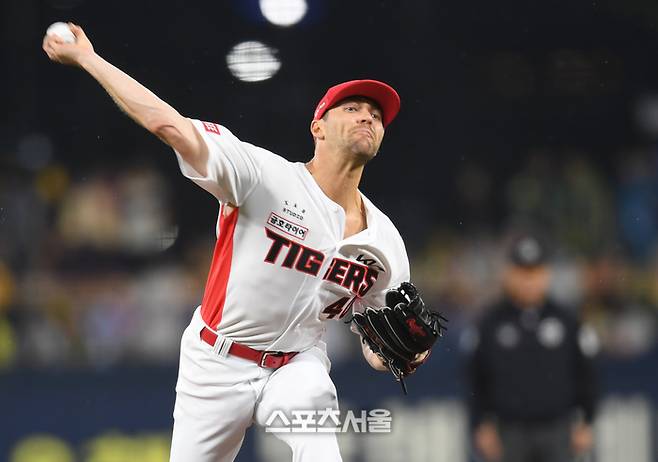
(295, 162), (377, 241)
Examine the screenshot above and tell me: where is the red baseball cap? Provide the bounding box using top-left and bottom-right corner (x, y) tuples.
(313, 79), (401, 128)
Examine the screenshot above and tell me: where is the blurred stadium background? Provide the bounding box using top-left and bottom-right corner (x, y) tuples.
(1, 0), (658, 461)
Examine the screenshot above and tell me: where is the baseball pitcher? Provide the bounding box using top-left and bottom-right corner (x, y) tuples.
(43, 23), (446, 462)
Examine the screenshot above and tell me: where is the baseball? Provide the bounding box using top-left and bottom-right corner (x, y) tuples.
(46, 22), (76, 44)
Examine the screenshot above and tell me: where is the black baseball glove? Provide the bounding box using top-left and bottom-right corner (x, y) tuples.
(351, 282), (447, 394)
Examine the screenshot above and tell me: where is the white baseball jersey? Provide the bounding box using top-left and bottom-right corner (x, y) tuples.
(174, 119), (410, 353)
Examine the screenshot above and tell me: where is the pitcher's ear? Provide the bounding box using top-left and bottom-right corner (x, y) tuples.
(310, 119), (325, 141)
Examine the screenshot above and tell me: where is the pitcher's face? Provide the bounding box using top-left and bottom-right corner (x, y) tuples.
(320, 97), (385, 161)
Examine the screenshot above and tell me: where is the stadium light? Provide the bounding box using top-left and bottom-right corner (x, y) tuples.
(259, 0), (308, 27)
(226, 41), (281, 82)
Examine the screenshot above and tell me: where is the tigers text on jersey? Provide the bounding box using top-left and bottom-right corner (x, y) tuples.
(174, 119), (410, 353)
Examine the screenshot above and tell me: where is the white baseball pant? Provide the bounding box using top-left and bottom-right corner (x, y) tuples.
(169, 308), (342, 462)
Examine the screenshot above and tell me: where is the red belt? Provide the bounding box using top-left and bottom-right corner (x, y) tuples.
(200, 327), (298, 369)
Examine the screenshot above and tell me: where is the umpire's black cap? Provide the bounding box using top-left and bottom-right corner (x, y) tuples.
(507, 233), (549, 267)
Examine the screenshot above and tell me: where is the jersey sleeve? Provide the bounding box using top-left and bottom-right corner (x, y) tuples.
(363, 258), (410, 309)
(348, 256), (410, 337)
(350, 231), (411, 320)
(368, 227), (411, 308)
(173, 119), (264, 205)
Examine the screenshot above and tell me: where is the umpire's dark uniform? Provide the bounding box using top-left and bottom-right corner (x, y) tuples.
(467, 234), (598, 462)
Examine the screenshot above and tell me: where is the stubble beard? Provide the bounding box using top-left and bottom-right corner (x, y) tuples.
(347, 136), (380, 164)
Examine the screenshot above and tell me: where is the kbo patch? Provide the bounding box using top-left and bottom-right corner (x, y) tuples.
(202, 121), (221, 135)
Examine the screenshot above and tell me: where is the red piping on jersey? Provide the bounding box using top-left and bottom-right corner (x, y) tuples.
(200, 204), (239, 328)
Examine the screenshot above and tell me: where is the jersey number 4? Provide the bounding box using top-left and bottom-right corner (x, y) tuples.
(322, 296), (357, 320)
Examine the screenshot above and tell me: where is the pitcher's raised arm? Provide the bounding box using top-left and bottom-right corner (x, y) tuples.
(42, 23), (208, 175)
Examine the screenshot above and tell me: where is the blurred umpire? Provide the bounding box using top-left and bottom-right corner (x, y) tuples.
(465, 232), (599, 462)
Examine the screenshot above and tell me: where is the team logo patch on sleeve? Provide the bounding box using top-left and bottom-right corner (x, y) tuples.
(202, 121), (221, 135)
(267, 212), (308, 240)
